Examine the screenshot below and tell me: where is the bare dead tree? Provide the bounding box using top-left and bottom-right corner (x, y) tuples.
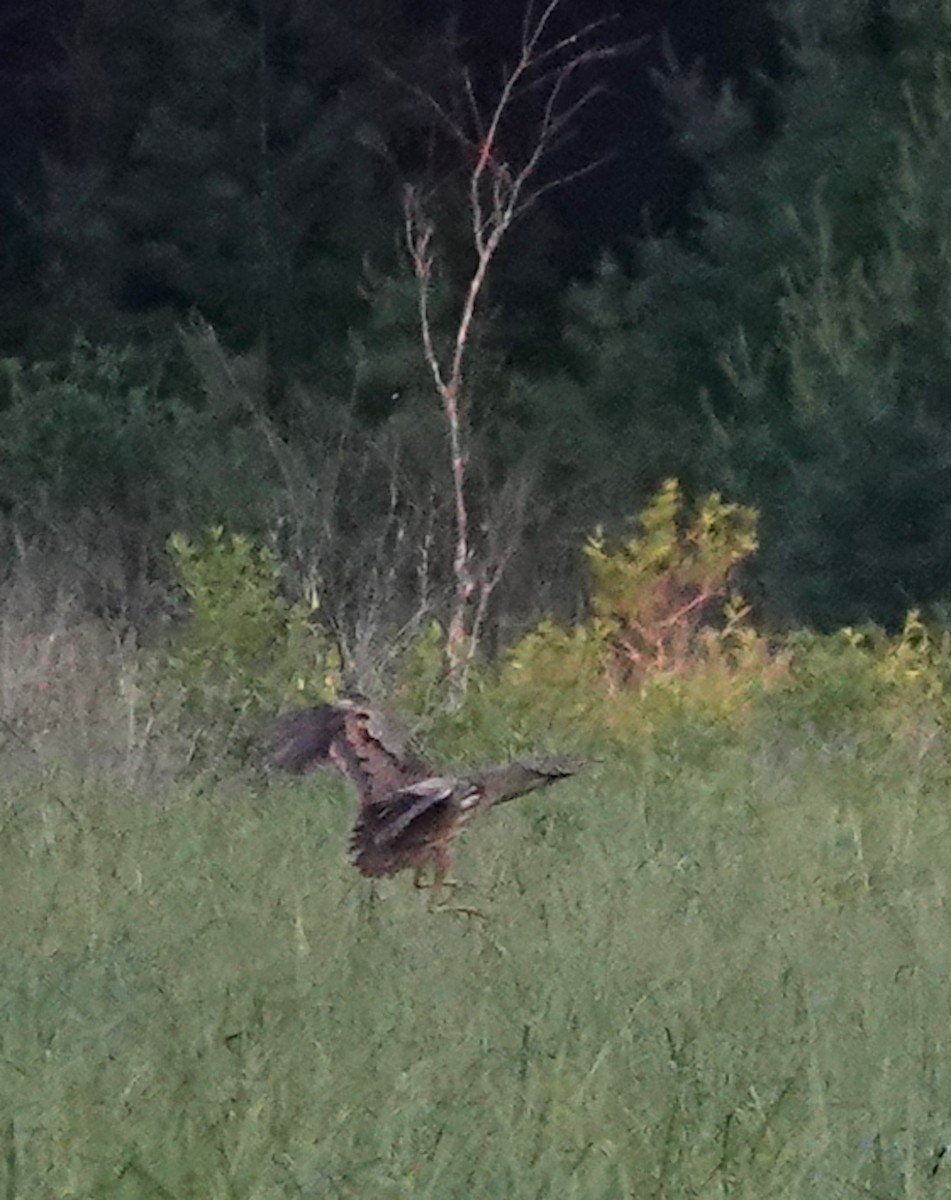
(399, 0), (633, 701)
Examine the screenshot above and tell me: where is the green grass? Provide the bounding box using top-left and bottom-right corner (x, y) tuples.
(3, 721), (950, 1199)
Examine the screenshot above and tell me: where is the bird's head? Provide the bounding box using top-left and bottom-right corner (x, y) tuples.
(476, 755), (589, 804)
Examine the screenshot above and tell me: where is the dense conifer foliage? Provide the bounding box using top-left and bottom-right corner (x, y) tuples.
(1, 0), (950, 638)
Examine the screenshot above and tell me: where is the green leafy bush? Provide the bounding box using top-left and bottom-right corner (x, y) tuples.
(502, 618), (611, 728)
(874, 610), (950, 702)
(583, 479), (758, 681)
(0, 339), (165, 515)
(390, 620), (448, 715)
(759, 611), (950, 741)
(166, 527), (338, 736)
(503, 480), (766, 739)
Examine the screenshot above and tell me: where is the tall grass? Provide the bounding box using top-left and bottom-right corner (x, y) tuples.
(4, 665), (950, 1197)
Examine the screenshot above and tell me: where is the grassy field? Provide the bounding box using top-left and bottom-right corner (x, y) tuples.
(4, 711), (951, 1199)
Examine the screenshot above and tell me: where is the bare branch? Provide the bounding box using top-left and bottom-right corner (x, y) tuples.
(403, 185), (446, 397)
(392, 0), (635, 699)
(513, 152), (613, 219)
(462, 67), (485, 149)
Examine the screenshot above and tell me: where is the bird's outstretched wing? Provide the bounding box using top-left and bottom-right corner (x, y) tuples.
(268, 704), (347, 774)
(349, 777), (480, 877)
(360, 777), (479, 845)
(268, 699), (431, 807)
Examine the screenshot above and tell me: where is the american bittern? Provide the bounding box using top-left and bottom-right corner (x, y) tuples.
(268, 698), (585, 905)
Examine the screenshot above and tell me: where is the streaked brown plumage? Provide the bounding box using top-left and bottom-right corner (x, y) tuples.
(268, 698), (585, 897)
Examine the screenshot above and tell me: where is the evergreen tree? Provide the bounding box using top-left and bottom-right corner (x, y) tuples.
(748, 0), (951, 625)
(563, 0), (951, 626)
(561, 0), (901, 490)
(34, 0), (417, 381)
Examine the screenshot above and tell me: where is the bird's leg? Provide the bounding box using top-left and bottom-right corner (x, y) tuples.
(429, 894), (488, 919)
(427, 848), (486, 919)
(413, 849), (460, 892)
(412, 868), (458, 890)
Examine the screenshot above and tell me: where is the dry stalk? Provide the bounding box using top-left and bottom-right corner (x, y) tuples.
(400, 0), (634, 700)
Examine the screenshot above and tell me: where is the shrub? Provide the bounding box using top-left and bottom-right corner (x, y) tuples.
(502, 481), (767, 740)
(583, 479), (759, 683)
(165, 527), (339, 741)
(750, 610), (950, 748)
(0, 339), (165, 516)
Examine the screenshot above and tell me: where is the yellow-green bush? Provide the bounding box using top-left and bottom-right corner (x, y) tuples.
(496, 482), (951, 753)
(584, 479), (758, 679)
(159, 506), (950, 767)
(502, 481), (768, 739)
(165, 527), (339, 737)
(758, 611), (950, 741)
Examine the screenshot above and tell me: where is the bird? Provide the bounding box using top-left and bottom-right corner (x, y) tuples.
(268, 697), (586, 908)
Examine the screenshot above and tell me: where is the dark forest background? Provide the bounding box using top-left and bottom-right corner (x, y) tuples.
(2, 0), (950, 663)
